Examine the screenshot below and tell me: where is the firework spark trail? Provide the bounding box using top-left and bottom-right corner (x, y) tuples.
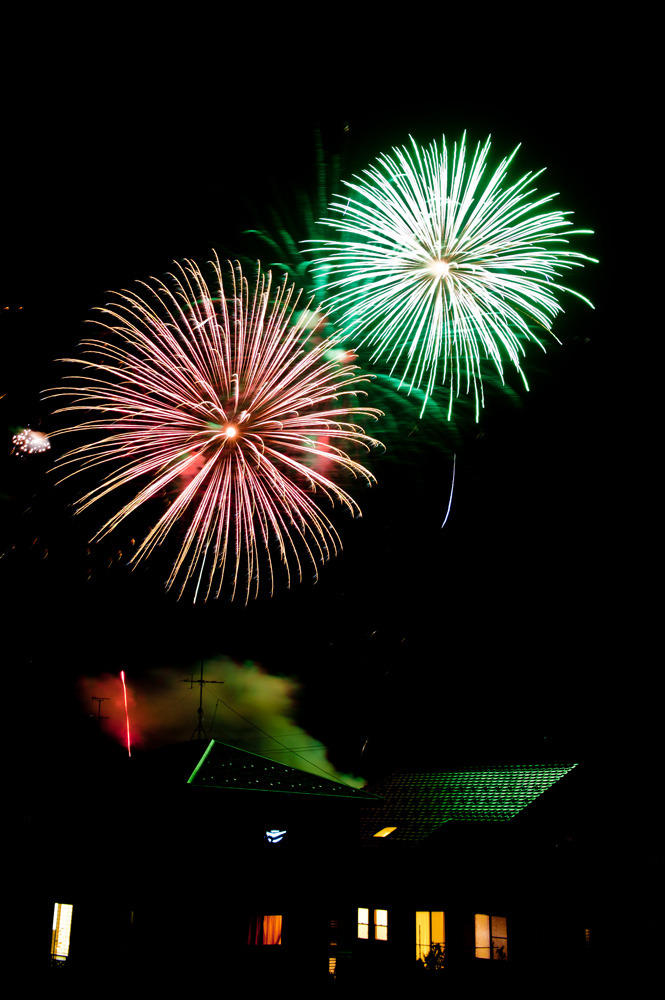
(120, 670), (131, 758)
(47, 256), (383, 603)
(308, 134), (595, 418)
(441, 453), (456, 530)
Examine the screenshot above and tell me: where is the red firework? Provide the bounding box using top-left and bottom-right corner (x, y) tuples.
(48, 256), (382, 602)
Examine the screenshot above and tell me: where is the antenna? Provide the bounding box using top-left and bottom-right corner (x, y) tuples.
(181, 661), (224, 740)
(91, 696), (109, 729)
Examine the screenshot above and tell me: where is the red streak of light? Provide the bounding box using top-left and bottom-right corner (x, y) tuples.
(120, 670), (132, 758)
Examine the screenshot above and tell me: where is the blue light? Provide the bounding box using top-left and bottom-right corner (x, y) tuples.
(265, 829), (287, 844)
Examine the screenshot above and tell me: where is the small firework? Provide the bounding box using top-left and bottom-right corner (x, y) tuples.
(309, 134), (595, 417)
(12, 428), (51, 455)
(48, 256), (382, 603)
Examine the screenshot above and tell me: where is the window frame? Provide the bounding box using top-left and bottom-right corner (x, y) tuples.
(474, 913), (508, 961)
(415, 910), (445, 965)
(51, 902), (74, 963)
(247, 913), (283, 945)
(357, 906), (388, 941)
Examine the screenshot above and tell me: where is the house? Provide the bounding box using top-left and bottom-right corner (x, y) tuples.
(24, 741), (608, 991)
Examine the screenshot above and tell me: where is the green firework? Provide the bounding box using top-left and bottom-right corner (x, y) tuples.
(308, 134), (595, 418)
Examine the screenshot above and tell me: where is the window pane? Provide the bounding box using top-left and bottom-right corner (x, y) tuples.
(51, 903), (73, 961)
(374, 909), (388, 941)
(415, 911), (431, 962)
(358, 908), (369, 939)
(431, 911), (445, 946)
(491, 915), (507, 939)
(491, 915), (507, 960)
(475, 913), (490, 959)
(248, 914), (282, 945)
(263, 915), (282, 945)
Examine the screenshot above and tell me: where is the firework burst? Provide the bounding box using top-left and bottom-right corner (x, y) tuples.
(12, 427), (51, 455)
(48, 256), (382, 603)
(309, 134), (595, 417)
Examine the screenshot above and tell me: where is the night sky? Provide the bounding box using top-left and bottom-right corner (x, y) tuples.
(2, 26), (651, 794)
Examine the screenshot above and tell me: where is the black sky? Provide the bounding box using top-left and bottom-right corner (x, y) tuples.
(1, 24), (652, 783)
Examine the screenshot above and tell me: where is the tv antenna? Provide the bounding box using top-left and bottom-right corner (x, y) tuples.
(91, 696), (109, 729)
(182, 661), (224, 740)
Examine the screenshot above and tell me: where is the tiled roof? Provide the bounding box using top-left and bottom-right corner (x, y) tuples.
(360, 763), (577, 843)
(187, 739), (379, 800)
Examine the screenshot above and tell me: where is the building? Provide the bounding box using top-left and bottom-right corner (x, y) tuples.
(25, 741), (609, 991)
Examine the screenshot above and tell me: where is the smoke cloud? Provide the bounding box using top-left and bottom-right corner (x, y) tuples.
(78, 656), (364, 787)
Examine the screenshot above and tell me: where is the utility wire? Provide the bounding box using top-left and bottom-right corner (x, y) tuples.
(213, 695), (356, 787)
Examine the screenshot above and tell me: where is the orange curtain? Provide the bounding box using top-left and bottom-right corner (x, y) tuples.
(248, 914), (283, 945)
(263, 914), (282, 945)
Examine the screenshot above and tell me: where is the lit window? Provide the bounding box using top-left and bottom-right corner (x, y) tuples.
(373, 827), (397, 838)
(51, 903), (73, 962)
(475, 914), (508, 960)
(374, 909), (388, 941)
(415, 911), (445, 965)
(358, 906), (388, 940)
(248, 914), (282, 945)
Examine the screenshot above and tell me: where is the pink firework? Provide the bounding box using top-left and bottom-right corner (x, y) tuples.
(48, 256), (382, 602)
